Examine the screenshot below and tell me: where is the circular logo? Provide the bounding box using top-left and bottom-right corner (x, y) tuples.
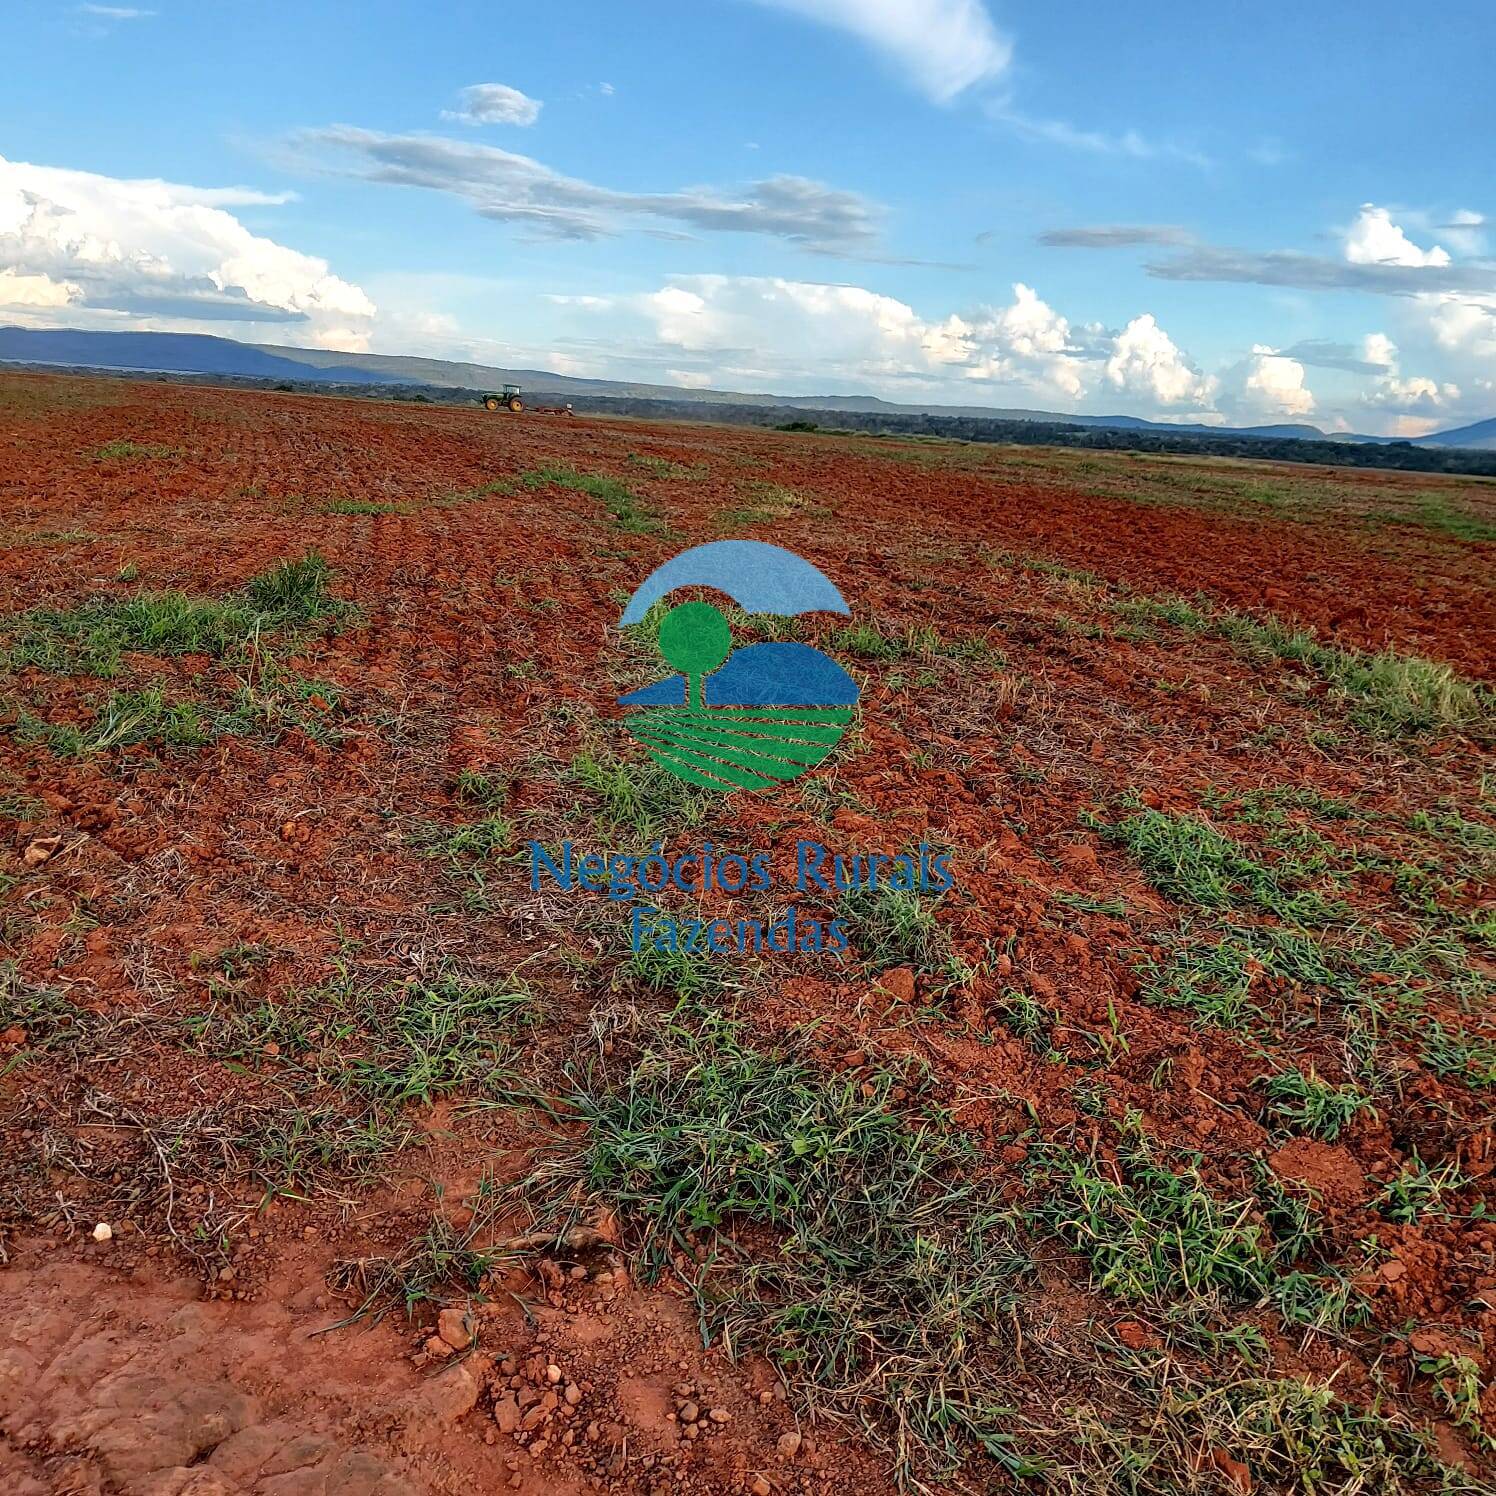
(616, 541), (860, 792)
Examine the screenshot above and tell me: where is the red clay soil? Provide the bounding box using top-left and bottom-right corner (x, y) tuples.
(1, 373), (1493, 1495)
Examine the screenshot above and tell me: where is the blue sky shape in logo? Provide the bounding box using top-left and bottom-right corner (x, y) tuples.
(618, 540), (850, 626)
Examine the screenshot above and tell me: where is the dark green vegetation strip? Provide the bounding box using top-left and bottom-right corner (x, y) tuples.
(186, 962), (534, 1108)
(519, 464), (665, 535)
(5, 553), (349, 678)
(1113, 593), (1493, 737)
(2, 555), (352, 755)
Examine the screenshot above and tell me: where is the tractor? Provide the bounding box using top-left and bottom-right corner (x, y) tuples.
(482, 384), (524, 413)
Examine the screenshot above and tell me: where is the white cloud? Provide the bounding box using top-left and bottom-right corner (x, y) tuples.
(990, 108), (1212, 168)
(0, 268), (77, 307)
(1105, 313), (1216, 406)
(748, 0), (1011, 101)
(555, 273), (1209, 415)
(79, 5), (153, 18)
(1364, 373), (1461, 413)
(1341, 210), (1495, 428)
(0, 154), (375, 348)
(1438, 209), (1486, 256)
(959, 283), (1087, 397)
(1343, 204), (1450, 268)
(1361, 331), (1397, 370)
(442, 83), (542, 128)
(1355, 332), (1460, 413)
(1221, 345), (1316, 420)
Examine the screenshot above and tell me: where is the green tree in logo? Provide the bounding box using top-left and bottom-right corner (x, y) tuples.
(626, 596), (854, 793)
(658, 601), (731, 710)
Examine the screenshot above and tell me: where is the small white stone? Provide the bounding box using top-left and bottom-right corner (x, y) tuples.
(92, 1222), (113, 1243)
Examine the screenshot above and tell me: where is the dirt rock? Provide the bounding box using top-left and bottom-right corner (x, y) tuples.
(878, 967), (916, 1003)
(492, 1394), (522, 1434)
(1268, 1138), (1369, 1206)
(436, 1307), (473, 1351)
(22, 834), (62, 867)
(398, 1363), (481, 1446)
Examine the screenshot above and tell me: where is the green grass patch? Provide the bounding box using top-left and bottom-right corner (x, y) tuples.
(570, 746), (711, 841)
(1036, 1118), (1276, 1306)
(1263, 1068), (1376, 1141)
(1138, 924), (1339, 1030)
(1060, 1365), (1457, 1495)
(5, 553), (349, 677)
(1097, 802), (1345, 925)
(831, 619), (941, 661)
(235, 1105), (414, 1204)
(454, 768), (508, 807)
(321, 497), (413, 515)
(621, 938), (722, 1001)
(520, 464), (664, 534)
(839, 885), (955, 981)
(95, 439), (182, 460)
(1378, 1152), (1471, 1223)
(719, 480), (805, 526)
(1419, 1019), (1496, 1088)
(16, 684), (211, 757)
(0, 790), (45, 821)
(626, 452), (706, 480)
(522, 1010), (1039, 1482)
(0, 968), (85, 1069)
(1113, 593), (1493, 737)
(186, 965), (534, 1106)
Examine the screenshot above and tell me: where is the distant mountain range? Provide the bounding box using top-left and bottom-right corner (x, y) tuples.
(2, 325), (1492, 451)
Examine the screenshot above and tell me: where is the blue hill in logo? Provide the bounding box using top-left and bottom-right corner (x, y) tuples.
(618, 641), (859, 709)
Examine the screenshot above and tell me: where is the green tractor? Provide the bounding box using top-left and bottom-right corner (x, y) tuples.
(482, 384), (523, 413)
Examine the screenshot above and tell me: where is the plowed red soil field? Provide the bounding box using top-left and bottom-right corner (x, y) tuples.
(1, 371), (1494, 1496)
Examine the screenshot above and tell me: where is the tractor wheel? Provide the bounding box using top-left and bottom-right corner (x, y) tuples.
(507, 396), (524, 412)
(483, 396), (501, 411)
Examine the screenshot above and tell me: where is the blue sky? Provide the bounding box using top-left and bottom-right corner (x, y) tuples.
(1, 1), (1492, 433)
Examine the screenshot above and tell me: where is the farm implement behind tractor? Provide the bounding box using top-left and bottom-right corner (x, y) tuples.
(480, 384), (574, 416)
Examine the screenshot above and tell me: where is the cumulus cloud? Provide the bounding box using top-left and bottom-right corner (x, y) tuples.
(1343, 204), (1450, 268)
(1361, 332), (1397, 370)
(1354, 332), (1460, 413)
(1346, 211), (1496, 421)
(293, 126), (881, 254)
(1363, 374), (1461, 413)
(748, 0), (1011, 101)
(1105, 314), (1216, 407)
(442, 83), (542, 127)
(1220, 346), (1316, 421)
(0, 155), (375, 347)
(556, 273), (1217, 415)
(958, 284), (1089, 397)
(636, 275), (970, 382)
(0, 268), (77, 307)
